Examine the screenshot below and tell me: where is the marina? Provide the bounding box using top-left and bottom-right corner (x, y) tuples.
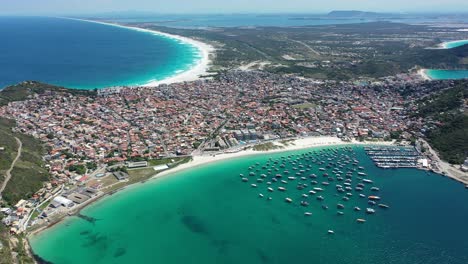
(364, 146), (422, 169)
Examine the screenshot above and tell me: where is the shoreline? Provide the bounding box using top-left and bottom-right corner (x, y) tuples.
(61, 17), (215, 87)
(27, 137), (389, 238)
(418, 69), (432, 80)
(27, 136), (468, 260)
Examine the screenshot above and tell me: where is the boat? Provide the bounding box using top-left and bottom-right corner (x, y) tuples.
(267, 187), (274, 192)
(281, 180), (288, 184)
(317, 195), (324, 200)
(322, 182), (330, 186)
(257, 179), (264, 183)
(362, 179), (373, 183)
(313, 187), (323, 191)
(304, 212), (312, 216)
(285, 197), (293, 203)
(359, 194), (366, 198)
(337, 204), (345, 209)
(322, 205), (329, 210)
(337, 211), (344, 215)
(370, 187), (380, 191)
(258, 193), (264, 198)
(328, 230), (335, 234)
(354, 206), (361, 211)
(368, 196), (381, 200)
(278, 187), (287, 191)
(356, 218), (366, 223)
(242, 178), (248, 182)
(378, 204), (390, 209)
(342, 197), (350, 201)
(300, 201), (309, 207)
(366, 208), (376, 214)
(251, 184), (257, 188)
(302, 194), (308, 198)
(288, 177), (296, 180)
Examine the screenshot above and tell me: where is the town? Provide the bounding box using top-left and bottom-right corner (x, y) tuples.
(0, 70), (466, 235)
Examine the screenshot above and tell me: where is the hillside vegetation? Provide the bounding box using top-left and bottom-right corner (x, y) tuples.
(414, 83), (468, 164)
(0, 81), (95, 106)
(0, 117), (49, 205)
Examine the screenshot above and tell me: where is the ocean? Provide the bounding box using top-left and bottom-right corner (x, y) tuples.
(0, 17), (200, 90)
(30, 146), (468, 264)
(426, 69), (468, 80)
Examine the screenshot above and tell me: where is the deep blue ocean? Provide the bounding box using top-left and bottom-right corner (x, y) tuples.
(0, 17), (199, 89)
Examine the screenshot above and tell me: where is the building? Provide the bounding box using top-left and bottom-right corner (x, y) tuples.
(126, 161), (148, 168)
(67, 193), (91, 204)
(461, 158), (468, 172)
(113, 171), (129, 181)
(50, 196), (74, 208)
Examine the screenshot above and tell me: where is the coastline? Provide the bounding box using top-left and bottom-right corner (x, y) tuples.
(418, 69), (432, 80)
(27, 136), (468, 261)
(61, 17), (215, 87)
(27, 137), (389, 238)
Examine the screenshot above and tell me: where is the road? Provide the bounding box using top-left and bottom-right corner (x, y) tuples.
(0, 137), (22, 196)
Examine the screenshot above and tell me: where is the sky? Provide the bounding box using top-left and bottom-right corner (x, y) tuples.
(1, 0), (467, 15)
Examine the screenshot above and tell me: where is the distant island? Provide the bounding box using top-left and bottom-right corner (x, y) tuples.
(327, 10), (397, 18)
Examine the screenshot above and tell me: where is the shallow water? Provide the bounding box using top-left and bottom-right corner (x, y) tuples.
(30, 146), (468, 264)
(426, 69), (468, 80)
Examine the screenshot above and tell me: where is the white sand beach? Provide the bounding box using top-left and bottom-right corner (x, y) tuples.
(62, 17), (215, 86)
(418, 69), (432, 80)
(156, 136), (394, 178)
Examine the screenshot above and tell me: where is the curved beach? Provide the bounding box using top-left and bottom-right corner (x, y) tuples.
(66, 18), (215, 86)
(29, 141), (468, 264)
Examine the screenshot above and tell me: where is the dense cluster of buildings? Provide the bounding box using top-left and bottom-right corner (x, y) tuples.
(0, 70), (463, 233)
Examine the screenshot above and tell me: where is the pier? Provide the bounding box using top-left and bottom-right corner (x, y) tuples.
(364, 146), (422, 168)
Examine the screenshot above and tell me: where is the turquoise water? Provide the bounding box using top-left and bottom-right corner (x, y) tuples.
(444, 40), (468, 49)
(0, 17), (200, 89)
(426, 69), (468, 80)
(30, 146), (468, 264)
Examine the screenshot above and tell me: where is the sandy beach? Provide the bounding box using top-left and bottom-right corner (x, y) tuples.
(417, 69), (432, 80)
(62, 17), (215, 86)
(156, 136), (394, 178)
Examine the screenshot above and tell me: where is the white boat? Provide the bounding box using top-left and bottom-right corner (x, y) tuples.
(267, 187), (274, 192)
(278, 187), (287, 191)
(285, 197), (293, 203)
(251, 184), (257, 188)
(362, 179), (373, 184)
(313, 187), (324, 191)
(304, 212), (312, 216)
(328, 230), (335, 234)
(366, 208), (376, 214)
(259, 193), (264, 198)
